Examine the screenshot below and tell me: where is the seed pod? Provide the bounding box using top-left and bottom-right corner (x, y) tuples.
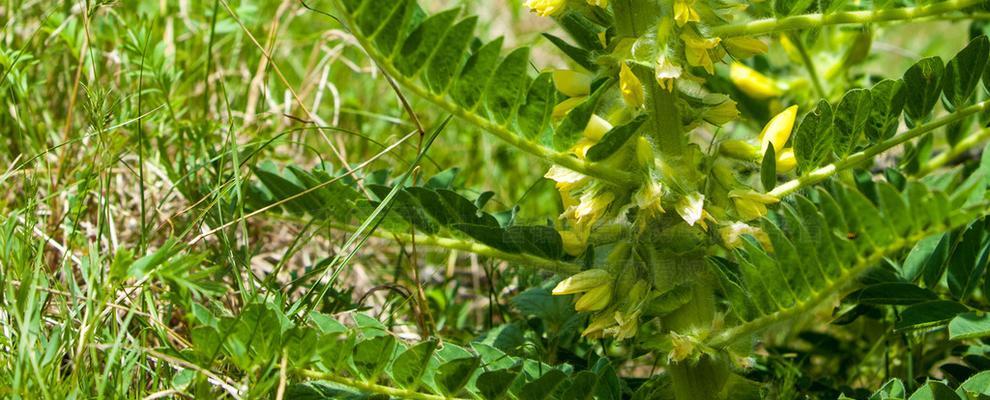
(575, 283), (613, 311)
(730, 62), (782, 100)
(552, 268), (611, 295)
(758, 105), (798, 154)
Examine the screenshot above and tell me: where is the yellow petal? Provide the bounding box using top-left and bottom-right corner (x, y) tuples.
(758, 105), (798, 154)
(553, 96), (587, 118)
(553, 70), (592, 98)
(552, 269), (611, 295)
(575, 284), (613, 312)
(619, 63), (645, 108)
(584, 115), (613, 141)
(776, 148), (797, 173)
(730, 62), (782, 100)
(525, 0), (567, 17)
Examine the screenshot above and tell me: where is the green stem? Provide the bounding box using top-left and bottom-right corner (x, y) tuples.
(770, 99), (990, 198)
(339, 4), (637, 188)
(712, 0), (985, 38)
(918, 126), (990, 175)
(788, 33), (826, 99)
(298, 369), (469, 400)
(326, 222), (583, 275)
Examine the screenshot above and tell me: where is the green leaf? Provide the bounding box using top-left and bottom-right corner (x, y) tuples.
(866, 79), (906, 143)
(390, 339), (438, 390)
(586, 114), (648, 161)
(504, 225), (564, 260)
(957, 371), (990, 397)
(944, 36), (989, 111)
(351, 335), (397, 380)
(394, 9), (459, 77)
(425, 17), (478, 93)
(761, 145), (777, 190)
(518, 369), (568, 400)
(949, 312), (990, 340)
(517, 72), (557, 144)
(543, 33), (596, 71)
(435, 356), (480, 396)
(833, 88), (872, 157)
(556, 11), (604, 51)
(947, 219), (990, 301)
(848, 283), (938, 305)
(895, 300), (969, 332)
(561, 371), (598, 400)
(900, 234), (951, 285)
(484, 47), (531, 123)
(793, 99), (833, 172)
(908, 381), (961, 400)
(450, 38), (504, 109)
(477, 368), (520, 400)
(903, 57), (945, 124)
(870, 379), (906, 400)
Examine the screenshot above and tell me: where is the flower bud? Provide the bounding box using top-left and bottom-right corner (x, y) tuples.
(720, 139), (759, 160)
(552, 96), (586, 118)
(525, 0), (567, 17)
(758, 105), (798, 154)
(724, 37), (769, 58)
(553, 70), (592, 98)
(575, 283), (613, 311)
(619, 63), (645, 108)
(582, 312), (617, 338)
(729, 190), (779, 221)
(776, 148), (797, 173)
(584, 115), (613, 141)
(552, 268), (611, 295)
(560, 230), (588, 256)
(636, 136), (655, 168)
(730, 62), (782, 100)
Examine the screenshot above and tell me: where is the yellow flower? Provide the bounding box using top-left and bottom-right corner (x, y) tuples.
(719, 222), (771, 250)
(570, 190), (615, 227)
(729, 190), (779, 221)
(575, 283), (613, 311)
(586, 0), (608, 7)
(681, 31), (721, 74)
(619, 63), (645, 108)
(634, 180), (665, 217)
(702, 98), (739, 126)
(674, 0), (701, 26)
(776, 148), (797, 173)
(655, 54), (683, 91)
(526, 0), (567, 17)
(553, 70), (592, 98)
(676, 192), (705, 227)
(582, 312), (618, 339)
(611, 310), (640, 340)
(758, 105), (798, 154)
(544, 165), (588, 192)
(552, 268), (612, 295)
(730, 62), (782, 100)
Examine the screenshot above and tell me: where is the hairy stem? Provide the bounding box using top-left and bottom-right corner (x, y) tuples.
(770, 99), (990, 198)
(713, 0), (985, 38)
